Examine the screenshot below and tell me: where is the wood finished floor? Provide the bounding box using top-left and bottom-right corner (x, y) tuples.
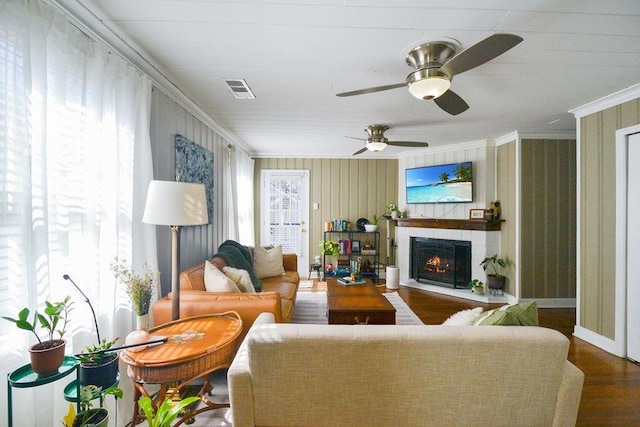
(390, 285), (640, 426)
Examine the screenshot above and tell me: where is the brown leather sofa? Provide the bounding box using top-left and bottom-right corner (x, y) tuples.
(151, 253), (299, 340)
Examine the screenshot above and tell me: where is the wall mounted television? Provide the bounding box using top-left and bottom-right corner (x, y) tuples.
(405, 161), (473, 204)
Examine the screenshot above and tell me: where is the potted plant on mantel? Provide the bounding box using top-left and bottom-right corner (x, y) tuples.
(481, 254), (507, 294)
(2, 296), (72, 376)
(386, 203), (399, 219)
(110, 258), (160, 331)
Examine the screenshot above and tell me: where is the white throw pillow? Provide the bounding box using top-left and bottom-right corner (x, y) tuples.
(204, 260), (241, 293)
(253, 245), (285, 279)
(442, 307), (484, 326)
(223, 266), (256, 293)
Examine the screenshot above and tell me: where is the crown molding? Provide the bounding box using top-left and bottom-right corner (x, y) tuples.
(570, 83), (640, 118)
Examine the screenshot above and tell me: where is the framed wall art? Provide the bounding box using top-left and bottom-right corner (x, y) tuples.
(469, 209), (485, 220)
(175, 134), (214, 223)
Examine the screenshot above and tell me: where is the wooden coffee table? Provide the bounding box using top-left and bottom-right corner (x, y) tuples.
(326, 278), (396, 324)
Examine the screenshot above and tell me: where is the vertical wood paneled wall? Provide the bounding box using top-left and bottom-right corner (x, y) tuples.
(149, 88), (231, 295)
(496, 141), (517, 295)
(579, 98), (640, 339)
(253, 158), (398, 264)
(520, 139), (576, 300)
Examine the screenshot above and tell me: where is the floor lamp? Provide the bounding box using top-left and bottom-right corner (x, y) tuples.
(143, 180), (208, 321)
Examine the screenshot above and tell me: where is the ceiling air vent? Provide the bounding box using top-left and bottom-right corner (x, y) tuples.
(223, 78), (256, 99)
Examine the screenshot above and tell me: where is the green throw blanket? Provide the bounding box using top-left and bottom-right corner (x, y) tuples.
(215, 240), (262, 292)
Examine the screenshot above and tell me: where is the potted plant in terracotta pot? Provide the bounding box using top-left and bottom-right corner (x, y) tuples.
(2, 296), (72, 376)
(480, 254), (507, 294)
(110, 258), (160, 330)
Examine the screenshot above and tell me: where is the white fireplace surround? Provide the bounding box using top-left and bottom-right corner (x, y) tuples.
(397, 225), (511, 303)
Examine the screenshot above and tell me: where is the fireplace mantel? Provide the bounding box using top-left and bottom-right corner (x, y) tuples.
(396, 218), (502, 231)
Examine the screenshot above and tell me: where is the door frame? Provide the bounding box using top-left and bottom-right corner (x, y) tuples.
(615, 124), (640, 358)
(260, 169), (309, 276)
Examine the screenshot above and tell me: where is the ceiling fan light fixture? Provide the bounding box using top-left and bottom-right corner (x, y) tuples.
(408, 76), (450, 100)
(367, 141), (387, 152)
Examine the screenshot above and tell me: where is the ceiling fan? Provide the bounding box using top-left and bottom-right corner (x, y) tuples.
(336, 33), (523, 116)
(349, 124), (429, 156)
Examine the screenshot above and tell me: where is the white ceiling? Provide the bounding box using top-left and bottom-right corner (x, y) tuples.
(65, 0), (640, 158)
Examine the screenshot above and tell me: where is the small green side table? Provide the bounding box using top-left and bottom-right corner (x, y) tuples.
(6, 356), (79, 427)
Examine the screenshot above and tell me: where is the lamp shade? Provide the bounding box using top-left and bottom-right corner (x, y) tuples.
(143, 180), (208, 226)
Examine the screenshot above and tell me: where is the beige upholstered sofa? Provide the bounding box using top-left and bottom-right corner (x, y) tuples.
(229, 313), (584, 427)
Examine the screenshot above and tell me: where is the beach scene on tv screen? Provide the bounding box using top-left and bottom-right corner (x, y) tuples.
(406, 162), (473, 203)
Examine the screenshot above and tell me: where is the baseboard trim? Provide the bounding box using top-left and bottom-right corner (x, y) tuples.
(521, 298), (576, 308)
(401, 279), (511, 304)
(574, 325), (619, 355)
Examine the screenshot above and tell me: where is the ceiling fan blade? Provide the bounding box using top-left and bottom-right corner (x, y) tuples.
(434, 89), (469, 115)
(336, 82), (406, 97)
(346, 136), (366, 141)
(387, 141), (429, 147)
(439, 33), (523, 77)
(352, 147), (368, 156)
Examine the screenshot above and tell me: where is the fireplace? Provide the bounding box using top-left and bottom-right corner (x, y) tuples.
(410, 237), (471, 289)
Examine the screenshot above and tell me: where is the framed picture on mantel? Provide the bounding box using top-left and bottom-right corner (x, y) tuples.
(469, 209), (485, 220)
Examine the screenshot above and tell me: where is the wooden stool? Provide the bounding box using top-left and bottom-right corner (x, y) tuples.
(308, 263), (322, 280)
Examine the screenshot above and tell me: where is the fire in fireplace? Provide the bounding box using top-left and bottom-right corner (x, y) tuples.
(410, 237), (471, 289)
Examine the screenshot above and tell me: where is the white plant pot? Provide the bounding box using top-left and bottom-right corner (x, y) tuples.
(364, 224), (377, 232)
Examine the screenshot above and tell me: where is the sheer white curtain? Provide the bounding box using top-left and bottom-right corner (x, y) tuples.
(0, 0), (154, 425)
(228, 144), (255, 245)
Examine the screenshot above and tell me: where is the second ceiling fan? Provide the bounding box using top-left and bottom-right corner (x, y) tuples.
(350, 124), (428, 156)
(337, 33), (523, 116)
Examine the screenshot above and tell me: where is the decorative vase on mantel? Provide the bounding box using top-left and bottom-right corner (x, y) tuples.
(136, 313), (149, 331)
(390, 210), (398, 219)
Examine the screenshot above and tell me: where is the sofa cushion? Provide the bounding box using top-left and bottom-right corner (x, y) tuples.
(253, 245), (285, 279)
(204, 260), (241, 293)
(500, 301), (539, 326)
(442, 307), (484, 325)
(261, 280), (298, 302)
(223, 266), (256, 293)
(477, 309), (520, 326)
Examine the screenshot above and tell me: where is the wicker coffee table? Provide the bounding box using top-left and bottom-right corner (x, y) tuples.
(121, 312), (242, 426)
(327, 278), (396, 324)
